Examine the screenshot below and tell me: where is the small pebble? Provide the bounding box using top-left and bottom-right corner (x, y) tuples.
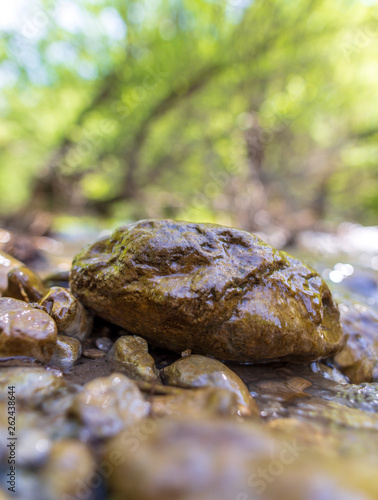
(38, 286), (93, 341)
(149, 387), (240, 419)
(18, 429), (51, 467)
(95, 337), (113, 352)
(41, 439), (94, 499)
(50, 335), (82, 370)
(162, 355), (258, 417)
(72, 373), (149, 438)
(108, 335), (159, 382)
(82, 348), (105, 359)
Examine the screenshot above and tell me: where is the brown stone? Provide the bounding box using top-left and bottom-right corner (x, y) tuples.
(107, 335), (159, 382)
(71, 373), (149, 438)
(0, 297), (57, 362)
(161, 355), (258, 416)
(0, 250), (46, 302)
(4, 266), (46, 302)
(0, 251), (24, 294)
(105, 417), (378, 500)
(50, 334), (82, 370)
(70, 219), (343, 363)
(334, 302), (378, 384)
(82, 348), (105, 359)
(38, 286), (93, 340)
(150, 386), (243, 419)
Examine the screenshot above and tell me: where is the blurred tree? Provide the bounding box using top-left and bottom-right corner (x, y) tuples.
(0, 0), (377, 236)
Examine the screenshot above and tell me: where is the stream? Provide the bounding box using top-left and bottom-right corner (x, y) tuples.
(0, 221), (377, 500)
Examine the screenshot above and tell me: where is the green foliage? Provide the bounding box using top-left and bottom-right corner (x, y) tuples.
(0, 0), (377, 229)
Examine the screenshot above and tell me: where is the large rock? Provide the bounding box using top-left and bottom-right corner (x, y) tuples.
(70, 219), (343, 363)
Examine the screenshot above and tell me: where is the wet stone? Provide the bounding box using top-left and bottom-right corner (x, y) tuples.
(161, 354), (258, 416)
(0, 367), (65, 406)
(95, 336), (113, 352)
(0, 250), (25, 295)
(107, 335), (159, 382)
(310, 360), (349, 385)
(18, 429), (51, 467)
(82, 348), (105, 359)
(0, 402), (51, 466)
(333, 301), (378, 384)
(38, 286), (93, 341)
(49, 335), (82, 371)
(149, 386), (241, 419)
(250, 378), (312, 405)
(70, 219), (343, 363)
(105, 416), (378, 500)
(41, 439), (94, 500)
(0, 297), (57, 363)
(105, 417), (274, 500)
(4, 265), (46, 302)
(71, 373), (149, 439)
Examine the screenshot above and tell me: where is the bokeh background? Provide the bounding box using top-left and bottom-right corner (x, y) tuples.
(0, 0), (377, 247)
